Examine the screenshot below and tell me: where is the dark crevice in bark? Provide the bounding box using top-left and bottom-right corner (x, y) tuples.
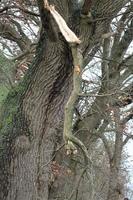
(47, 42), (72, 113)
(35, 33), (73, 197)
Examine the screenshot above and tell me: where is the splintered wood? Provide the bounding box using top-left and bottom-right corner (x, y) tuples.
(43, 0), (81, 44)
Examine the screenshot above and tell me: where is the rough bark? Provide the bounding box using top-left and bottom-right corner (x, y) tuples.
(107, 108), (124, 200)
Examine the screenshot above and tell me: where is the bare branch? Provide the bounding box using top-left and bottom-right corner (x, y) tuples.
(0, 22), (31, 50)
(123, 135), (133, 146)
(78, 92), (116, 97)
(110, 18), (133, 69)
(44, 3), (81, 44)
(119, 54), (133, 72)
(121, 112), (133, 125)
(0, 5), (40, 17)
(67, 167), (88, 200)
(99, 133), (112, 162)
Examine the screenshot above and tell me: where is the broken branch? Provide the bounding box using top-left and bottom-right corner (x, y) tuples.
(43, 0), (81, 44)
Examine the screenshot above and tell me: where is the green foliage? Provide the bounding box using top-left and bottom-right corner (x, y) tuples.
(0, 76), (29, 137)
(0, 91), (18, 136)
(0, 52), (16, 125)
(0, 86), (9, 104)
(0, 53), (34, 142)
(0, 52), (15, 88)
(0, 52), (14, 73)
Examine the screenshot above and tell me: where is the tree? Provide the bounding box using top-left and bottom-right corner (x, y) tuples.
(0, 0), (132, 200)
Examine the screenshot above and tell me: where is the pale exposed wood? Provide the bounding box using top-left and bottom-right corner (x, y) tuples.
(43, 0), (81, 44)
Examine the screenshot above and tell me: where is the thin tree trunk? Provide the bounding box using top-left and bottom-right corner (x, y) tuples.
(107, 166), (121, 200)
(107, 108), (123, 200)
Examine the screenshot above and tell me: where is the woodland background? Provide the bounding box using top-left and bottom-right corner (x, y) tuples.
(0, 0), (133, 200)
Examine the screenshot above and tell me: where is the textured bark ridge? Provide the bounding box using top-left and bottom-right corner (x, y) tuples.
(5, 33), (73, 200)
(0, 0), (129, 200)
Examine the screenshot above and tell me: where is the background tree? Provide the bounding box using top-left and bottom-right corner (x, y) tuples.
(0, 0), (132, 200)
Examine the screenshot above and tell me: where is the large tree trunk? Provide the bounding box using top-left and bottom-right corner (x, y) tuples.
(4, 34), (73, 200)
